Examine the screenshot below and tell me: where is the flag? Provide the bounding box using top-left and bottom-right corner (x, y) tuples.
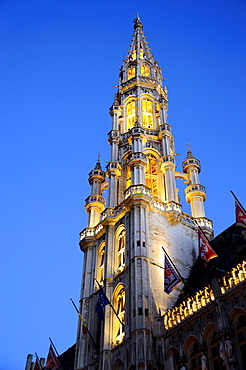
(78, 313), (87, 335)
(164, 255), (182, 294)
(198, 228), (217, 263)
(45, 345), (61, 370)
(96, 288), (110, 320)
(33, 359), (42, 370)
(235, 200), (246, 228)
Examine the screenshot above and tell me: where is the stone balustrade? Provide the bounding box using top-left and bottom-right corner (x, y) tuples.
(163, 260), (246, 330)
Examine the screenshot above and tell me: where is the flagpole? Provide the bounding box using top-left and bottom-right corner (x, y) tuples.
(162, 247), (185, 283)
(70, 298), (98, 350)
(35, 353), (44, 369)
(230, 190), (246, 213)
(194, 219), (213, 244)
(48, 337), (59, 357)
(95, 279), (124, 326)
(162, 247), (196, 292)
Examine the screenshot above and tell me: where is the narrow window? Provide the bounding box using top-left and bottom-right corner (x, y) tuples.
(146, 155), (158, 196)
(127, 100), (136, 129)
(117, 230), (126, 272)
(97, 243), (105, 287)
(115, 287), (125, 344)
(128, 65), (136, 80)
(141, 64), (150, 77)
(142, 99), (153, 128)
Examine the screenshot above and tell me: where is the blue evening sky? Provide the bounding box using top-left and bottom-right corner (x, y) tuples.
(0, 1), (245, 368)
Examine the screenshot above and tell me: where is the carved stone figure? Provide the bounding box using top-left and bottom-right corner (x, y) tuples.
(201, 353), (207, 370)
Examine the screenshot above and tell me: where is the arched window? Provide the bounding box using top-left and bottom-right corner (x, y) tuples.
(236, 315), (246, 368)
(117, 229), (126, 272)
(141, 64), (150, 77)
(142, 99), (153, 128)
(96, 242), (105, 287)
(128, 65), (136, 80)
(146, 155), (158, 196)
(189, 342), (201, 370)
(208, 332), (222, 369)
(113, 286), (125, 345)
(127, 100), (136, 129)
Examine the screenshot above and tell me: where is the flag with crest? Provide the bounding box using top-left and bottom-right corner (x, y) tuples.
(96, 288), (110, 320)
(164, 255), (182, 294)
(235, 200), (246, 229)
(198, 228), (217, 263)
(45, 345), (61, 370)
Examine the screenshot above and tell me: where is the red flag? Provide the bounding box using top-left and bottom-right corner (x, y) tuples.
(198, 229), (217, 263)
(164, 255), (182, 294)
(45, 345), (61, 370)
(33, 359), (42, 370)
(235, 200), (246, 228)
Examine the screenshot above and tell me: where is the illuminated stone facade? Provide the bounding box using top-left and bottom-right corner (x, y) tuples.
(74, 16), (216, 370)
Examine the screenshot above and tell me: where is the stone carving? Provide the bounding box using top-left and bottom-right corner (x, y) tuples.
(201, 353), (207, 370)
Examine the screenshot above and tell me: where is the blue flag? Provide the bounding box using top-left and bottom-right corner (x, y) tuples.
(96, 288), (110, 320)
(164, 255), (182, 294)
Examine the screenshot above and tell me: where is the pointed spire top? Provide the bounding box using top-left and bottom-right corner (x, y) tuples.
(133, 13), (143, 30)
(95, 151), (102, 170)
(186, 141), (194, 159)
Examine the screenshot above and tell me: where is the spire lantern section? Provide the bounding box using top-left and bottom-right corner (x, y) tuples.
(85, 160), (106, 228)
(75, 18), (213, 370)
(182, 148), (207, 225)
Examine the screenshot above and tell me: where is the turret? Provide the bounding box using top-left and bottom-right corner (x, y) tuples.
(85, 160), (106, 227)
(182, 147), (206, 218)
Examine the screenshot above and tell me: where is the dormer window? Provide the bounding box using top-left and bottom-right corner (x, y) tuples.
(127, 100), (136, 129)
(141, 64), (150, 77)
(142, 99), (153, 128)
(128, 66), (136, 80)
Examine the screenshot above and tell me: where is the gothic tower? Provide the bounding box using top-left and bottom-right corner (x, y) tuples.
(75, 16), (213, 370)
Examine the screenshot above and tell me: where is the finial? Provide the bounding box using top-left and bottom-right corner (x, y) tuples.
(133, 13), (143, 30)
(186, 141), (193, 159)
(95, 151), (102, 170)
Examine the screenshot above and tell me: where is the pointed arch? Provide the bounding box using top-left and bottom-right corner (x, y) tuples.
(141, 64), (150, 77)
(145, 153), (158, 197)
(183, 335), (201, 370)
(124, 97), (136, 130)
(112, 283), (125, 346)
(115, 225), (126, 274)
(230, 308), (246, 369)
(95, 241), (106, 287)
(142, 99), (153, 128)
(128, 65), (136, 80)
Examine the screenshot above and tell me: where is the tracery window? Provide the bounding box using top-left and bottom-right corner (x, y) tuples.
(132, 48), (136, 61)
(128, 65), (136, 80)
(96, 242), (105, 287)
(189, 342), (201, 370)
(236, 315), (246, 368)
(117, 230), (126, 272)
(141, 64), (150, 77)
(209, 332), (222, 369)
(115, 287), (125, 344)
(142, 99), (153, 128)
(146, 155), (158, 196)
(127, 100), (136, 129)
